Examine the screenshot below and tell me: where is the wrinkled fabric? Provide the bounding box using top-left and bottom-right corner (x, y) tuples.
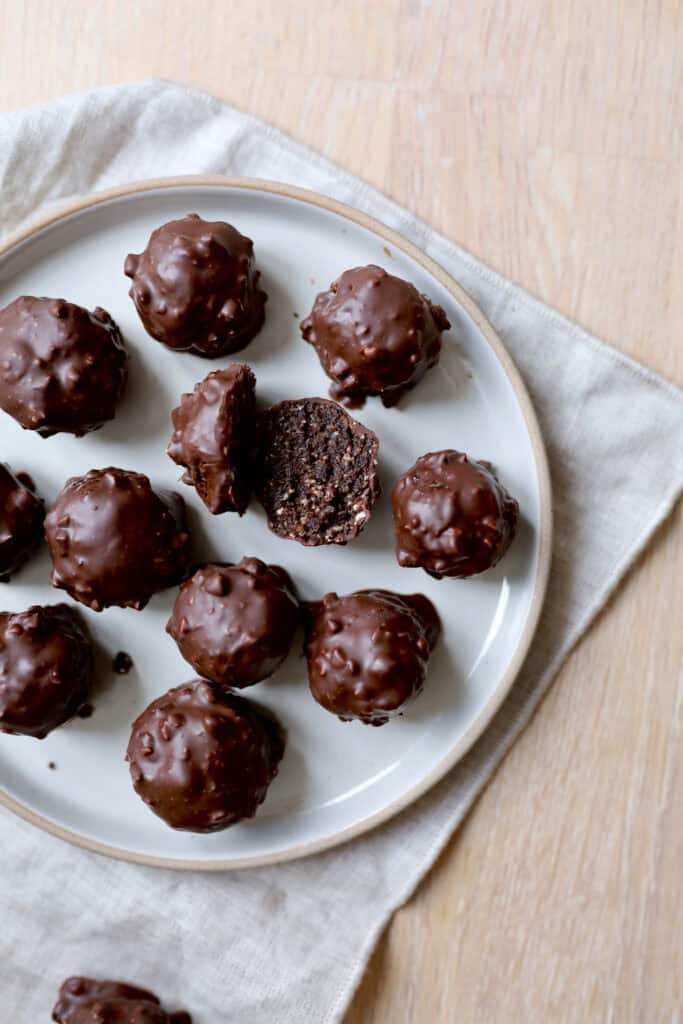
(1, 81), (682, 1024)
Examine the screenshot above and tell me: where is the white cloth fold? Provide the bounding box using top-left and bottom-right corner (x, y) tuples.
(1, 81), (682, 1024)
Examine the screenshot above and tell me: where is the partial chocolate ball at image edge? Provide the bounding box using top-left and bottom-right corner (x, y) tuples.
(255, 396), (381, 546)
(0, 604), (93, 740)
(124, 213), (267, 358)
(300, 264), (450, 408)
(0, 464), (45, 581)
(167, 363), (257, 515)
(392, 450), (519, 579)
(167, 558), (300, 688)
(126, 679), (285, 833)
(304, 589), (440, 726)
(52, 976), (192, 1024)
(0, 296), (128, 438)
(45, 467), (192, 611)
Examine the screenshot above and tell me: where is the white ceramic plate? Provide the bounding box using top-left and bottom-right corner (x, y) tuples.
(0, 179), (551, 870)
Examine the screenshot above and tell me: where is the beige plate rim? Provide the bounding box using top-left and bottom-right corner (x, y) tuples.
(0, 175), (553, 871)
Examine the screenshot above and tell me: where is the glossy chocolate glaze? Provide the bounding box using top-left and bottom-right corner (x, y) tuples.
(0, 464), (44, 580)
(0, 296), (127, 437)
(304, 589), (440, 726)
(255, 397), (381, 546)
(127, 679), (284, 832)
(0, 604), (93, 739)
(167, 363), (256, 514)
(45, 468), (192, 611)
(53, 977), (191, 1024)
(124, 214), (266, 357)
(392, 450), (519, 578)
(300, 265), (450, 407)
(167, 558), (300, 688)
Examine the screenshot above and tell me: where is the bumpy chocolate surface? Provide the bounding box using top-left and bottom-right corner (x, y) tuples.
(0, 296), (128, 437)
(256, 397), (381, 546)
(124, 214), (266, 357)
(167, 559), (300, 688)
(304, 589), (440, 725)
(127, 679), (284, 832)
(167, 363), (256, 514)
(0, 604), (93, 739)
(392, 450), (519, 578)
(53, 977), (191, 1024)
(0, 464), (44, 580)
(45, 468), (192, 611)
(300, 265), (450, 408)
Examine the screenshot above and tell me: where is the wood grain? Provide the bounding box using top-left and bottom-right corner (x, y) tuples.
(1, 2), (681, 1020)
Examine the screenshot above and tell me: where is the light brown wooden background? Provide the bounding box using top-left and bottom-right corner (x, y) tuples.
(2, 2), (682, 1020)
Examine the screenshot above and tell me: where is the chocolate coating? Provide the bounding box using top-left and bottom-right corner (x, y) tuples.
(392, 450), (519, 578)
(256, 397), (381, 546)
(167, 559), (300, 688)
(300, 265), (450, 408)
(0, 604), (93, 739)
(127, 680), (284, 832)
(0, 296), (127, 437)
(304, 589), (440, 726)
(124, 214), (266, 357)
(0, 464), (44, 580)
(45, 468), (192, 611)
(53, 977), (191, 1024)
(167, 363), (256, 514)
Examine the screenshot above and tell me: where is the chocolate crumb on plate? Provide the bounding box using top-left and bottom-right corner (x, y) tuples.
(112, 651), (134, 675)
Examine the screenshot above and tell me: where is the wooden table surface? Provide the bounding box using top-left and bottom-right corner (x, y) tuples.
(2, 2), (682, 1020)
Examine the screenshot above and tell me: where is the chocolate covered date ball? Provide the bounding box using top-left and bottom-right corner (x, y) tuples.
(167, 559), (300, 688)
(45, 468), (192, 611)
(0, 604), (93, 739)
(0, 296), (127, 437)
(124, 214), (266, 357)
(52, 977), (192, 1024)
(0, 464), (44, 581)
(127, 680), (284, 832)
(392, 450), (519, 578)
(300, 265), (450, 408)
(167, 363), (256, 514)
(256, 397), (381, 545)
(304, 589), (440, 726)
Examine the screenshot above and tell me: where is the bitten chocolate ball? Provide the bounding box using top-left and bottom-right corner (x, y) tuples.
(167, 559), (300, 688)
(127, 680), (284, 832)
(255, 397), (381, 546)
(167, 363), (256, 514)
(392, 450), (519, 578)
(0, 604), (93, 739)
(52, 977), (192, 1024)
(124, 214), (267, 357)
(300, 265), (450, 408)
(0, 296), (127, 437)
(45, 468), (192, 611)
(304, 589), (440, 726)
(0, 464), (44, 580)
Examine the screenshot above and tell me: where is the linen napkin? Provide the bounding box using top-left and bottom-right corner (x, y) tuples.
(1, 81), (682, 1024)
